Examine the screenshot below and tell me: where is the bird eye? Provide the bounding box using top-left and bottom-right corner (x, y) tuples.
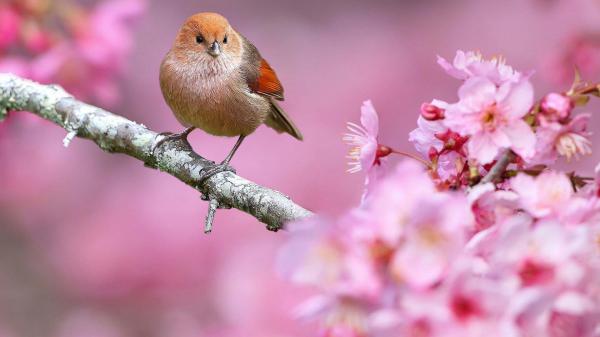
(195, 35), (204, 44)
(223, 35), (228, 44)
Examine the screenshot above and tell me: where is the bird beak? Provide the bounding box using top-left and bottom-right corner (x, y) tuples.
(208, 41), (221, 57)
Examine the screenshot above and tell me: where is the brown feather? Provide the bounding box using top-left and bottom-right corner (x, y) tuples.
(265, 99), (303, 140)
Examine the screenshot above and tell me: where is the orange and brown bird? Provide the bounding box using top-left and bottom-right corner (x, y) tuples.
(159, 12), (302, 177)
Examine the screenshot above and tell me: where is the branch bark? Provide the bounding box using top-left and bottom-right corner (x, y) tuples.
(480, 150), (515, 184)
(0, 73), (313, 231)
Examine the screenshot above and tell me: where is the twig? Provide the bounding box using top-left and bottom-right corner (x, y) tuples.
(480, 150), (515, 184)
(205, 197), (219, 233)
(0, 73), (313, 232)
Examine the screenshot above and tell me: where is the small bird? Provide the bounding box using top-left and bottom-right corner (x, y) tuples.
(159, 12), (302, 178)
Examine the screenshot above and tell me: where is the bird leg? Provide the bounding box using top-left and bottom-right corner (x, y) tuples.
(152, 126), (196, 153)
(222, 134), (246, 166)
(198, 135), (246, 185)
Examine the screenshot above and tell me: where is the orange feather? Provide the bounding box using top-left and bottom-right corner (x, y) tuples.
(251, 59), (284, 100)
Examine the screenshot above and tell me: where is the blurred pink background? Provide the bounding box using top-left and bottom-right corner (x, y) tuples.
(1, 0), (600, 336)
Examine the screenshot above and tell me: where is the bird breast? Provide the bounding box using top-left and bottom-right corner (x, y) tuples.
(160, 52), (270, 137)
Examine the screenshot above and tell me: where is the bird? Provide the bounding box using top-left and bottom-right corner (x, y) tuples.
(158, 12), (302, 180)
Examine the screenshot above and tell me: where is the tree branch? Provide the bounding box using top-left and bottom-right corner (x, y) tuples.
(0, 73), (313, 231)
(480, 150), (515, 184)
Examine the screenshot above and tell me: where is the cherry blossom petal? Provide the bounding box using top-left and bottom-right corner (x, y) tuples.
(360, 100), (379, 136)
(498, 80), (534, 119)
(503, 119), (536, 160)
(458, 77), (497, 110)
(468, 133), (500, 164)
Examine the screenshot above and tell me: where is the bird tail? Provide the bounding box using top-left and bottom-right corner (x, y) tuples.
(265, 99), (303, 141)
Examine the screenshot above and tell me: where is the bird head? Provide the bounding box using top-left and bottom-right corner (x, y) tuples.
(172, 12), (243, 65)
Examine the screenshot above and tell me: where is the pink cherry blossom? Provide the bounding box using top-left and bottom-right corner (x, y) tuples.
(317, 301), (368, 337)
(555, 127), (592, 161)
(364, 161), (438, 246)
(444, 76), (536, 164)
(409, 100), (468, 182)
(533, 114), (592, 164)
(397, 259), (519, 337)
(409, 100), (449, 155)
(469, 215), (596, 336)
(278, 217), (347, 290)
(389, 194), (473, 289)
(344, 100), (380, 174)
(278, 216), (381, 298)
(468, 183), (519, 232)
(409, 116), (446, 157)
(437, 50), (522, 84)
(484, 221), (594, 333)
(510, 171), (573, 219)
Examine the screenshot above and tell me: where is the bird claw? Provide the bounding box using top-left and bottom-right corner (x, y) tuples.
(198, 162), (236, 186)
(151, 127), (195, 155)
(151, 132), (174, 153)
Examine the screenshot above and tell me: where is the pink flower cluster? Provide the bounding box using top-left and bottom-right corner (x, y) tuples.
(407, 51), (593, 188)
(281, 161), (600, 337)
(283, 51), (600, 337)
(0, 0), (144, 106)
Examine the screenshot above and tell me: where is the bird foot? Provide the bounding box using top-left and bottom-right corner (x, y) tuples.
(151, 127), (195, 154)
(198, 162), (236, 186)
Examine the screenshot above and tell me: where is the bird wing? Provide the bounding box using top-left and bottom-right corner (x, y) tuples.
(265, 97), (303, 140)
(241, 37), (302, 140)
(247, 58), (285, 101)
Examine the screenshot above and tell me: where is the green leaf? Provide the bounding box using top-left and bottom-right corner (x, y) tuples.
(567, 67), (583, 96)
(572, 94), (590, 106)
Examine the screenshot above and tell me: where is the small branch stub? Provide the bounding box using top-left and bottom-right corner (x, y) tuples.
(63, 130), (78, 147)
(205, 197), (219, 234)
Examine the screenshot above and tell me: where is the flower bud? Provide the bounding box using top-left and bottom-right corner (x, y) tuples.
(420, 103), (445, 121)
(540, 93), (573, 121)
(428, 147), (438, 161)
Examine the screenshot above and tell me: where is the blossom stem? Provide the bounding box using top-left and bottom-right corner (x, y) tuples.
(391, 150), (431, 167)
(578, 84), (600, 95)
